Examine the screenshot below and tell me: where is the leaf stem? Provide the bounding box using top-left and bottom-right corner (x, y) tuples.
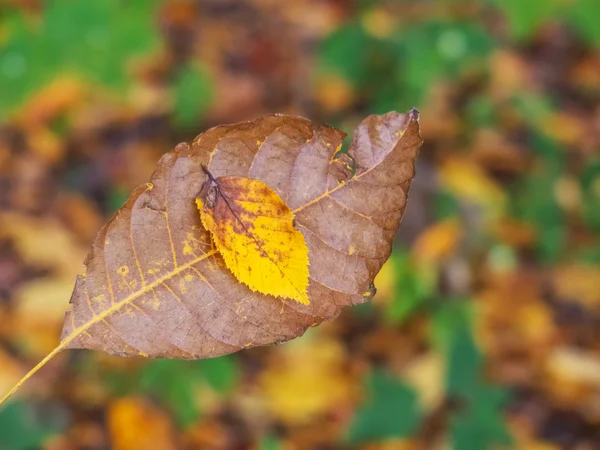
(0, 342), (66, 407)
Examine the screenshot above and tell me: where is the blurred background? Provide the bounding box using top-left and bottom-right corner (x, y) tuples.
(1, 0), (600, 449)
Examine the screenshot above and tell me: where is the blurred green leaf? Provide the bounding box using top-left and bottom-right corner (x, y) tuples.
(490, 0), (562, 41)
(172, 65), (213, 127)
(108, 187), (131, 213)
(197, 353), (238, 393)
(510, 92), (555, 130)
(430, 299), (472, 352)
(465, 95), (498, 128)
(567, 0), (600, 46)
(319, 18), (493, 112)
(394, 21), (494, 107)
(446, 321), (482, 397)
(451, 385), (513, 450)
(385, 250), (435, 323)
(0, 402), (63, 450)
(346, 370), (420, 444)
(431, 300), (513, 450)
(576, 245), (600, 265)
(0, 0), (161, 117)
(318, 21), (375, 86)
(435, 189), (462, 220)
(580, 158), (600, 231)
(260, 435), (283, 450)
(510, 133), (565, 263)
(139, 355), (238, 427)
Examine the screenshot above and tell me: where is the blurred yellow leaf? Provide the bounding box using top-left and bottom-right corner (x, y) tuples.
(476, 272), (555, 382)
(362, 440), (420, 450)
(541, 113), (586, 146)
(0, 213), (86, 277)
(361, 8), (396, 39)
(411, 219), (462, 264)
(259, 335), (352, 424)
(489, 50), (531, 100)
(547, 347), (600, 387)
(13, 277), (75, 355)
(493, 218), (536, 248)
(27, 126), (63, 165)
(553, 264), (600, 308)
(403, 352), (444, 413)
(315, 73), (355, 114)
(439, 158), (506, 218)
(372, 257), (397, 305)
(108, 397), (177, 450)
(0, 349), (25, 399)
(544, 347), (600, 417)
(16, 75), (86, 127)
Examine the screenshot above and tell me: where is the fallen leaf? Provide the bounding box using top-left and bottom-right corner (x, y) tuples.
(13, 277), (75, 356)
(546, 346), (600, 389)
(439, 157), (506, 219)
(0, 350), (25, 400)
(403, 352), (444, 413)
(258, 334), (352, 424)
(196, 170), (310, 304)
(411, 219), (462, 265)
(1, 110), (422, 404)
(552, 264), (600, 308)
(347, 371), (420, 444)
(107, 397), (177, 450)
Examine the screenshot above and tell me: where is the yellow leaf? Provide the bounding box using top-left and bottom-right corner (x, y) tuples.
(108, 397), (177, 450)
(258, 334), (352, 424)
(411, 219), (462, 264)
(196, 169), (310, 304)
(439, 158), (506, 219)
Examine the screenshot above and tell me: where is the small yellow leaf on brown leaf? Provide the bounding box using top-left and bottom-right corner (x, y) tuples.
(196, 170), (310, 304)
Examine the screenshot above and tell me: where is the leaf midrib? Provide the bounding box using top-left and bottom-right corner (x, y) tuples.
(62, 250), (217, 347)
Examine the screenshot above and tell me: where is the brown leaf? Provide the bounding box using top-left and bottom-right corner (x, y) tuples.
(1, 111), (421, 404)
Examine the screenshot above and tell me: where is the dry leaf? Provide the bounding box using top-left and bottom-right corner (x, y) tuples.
(196, 171), (310, 304)
(411, 219), (462, 265)
(108, 397), (177, 450)
(1, 110), (422, 404)
(258, 334), (352, 424)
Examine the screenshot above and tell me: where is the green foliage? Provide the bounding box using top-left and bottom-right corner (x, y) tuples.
(260, 435), (283, 450)
(0, 0), (161, 117)
(568, 0), (600, 46)
(435, 189), (462, 220)
(172, 65), (213, 128)
(465, 95), (498, 129)
(391, 21), (494, 109)
(490, 0), (600, 45)
(319, 22), (376, 87)
(510, 133), (565, 263)
(0, 401), (64, 450)
(319, 19), (494, 112)
(346, 370), (420, 444)
(138, 355), (238, 427)
(489, 0), (562, 41)
(450, 385), (513, 450)
(431, 301), (513, 450)
(580, 158), (600, 231)
(446, 324), (482, 397)
(108, 187), (131, 213)
(385, 250), (436, 323)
